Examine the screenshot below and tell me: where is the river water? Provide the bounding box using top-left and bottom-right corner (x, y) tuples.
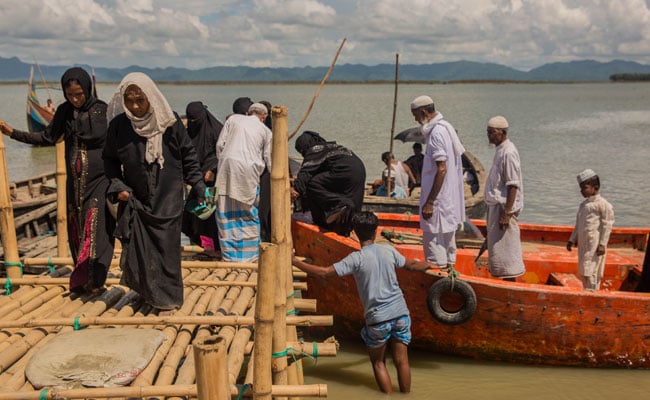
(1, 82), (649, 398)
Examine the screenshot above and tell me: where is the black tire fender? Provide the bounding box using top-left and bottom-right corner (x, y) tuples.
(426, 277), (477, 325)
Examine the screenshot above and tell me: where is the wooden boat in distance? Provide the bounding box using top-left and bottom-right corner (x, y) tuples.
(363, 150), (487, 219)
(26, 65), (54, 133)
(292, 212), (650, 368)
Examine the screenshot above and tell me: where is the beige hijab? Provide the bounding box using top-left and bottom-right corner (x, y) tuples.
(107, 72), (176, 169)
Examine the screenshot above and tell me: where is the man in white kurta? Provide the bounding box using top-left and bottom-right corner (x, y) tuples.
(484, 116), (525, 279)
(410, 96), (465, 267)
(567, 169), (614, 290)
(215, 108), (272, 262)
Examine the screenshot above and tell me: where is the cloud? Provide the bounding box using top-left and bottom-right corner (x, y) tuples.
(0, 0), (649, 70)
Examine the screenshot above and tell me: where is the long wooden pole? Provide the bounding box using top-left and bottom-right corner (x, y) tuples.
(386, 53), (400, 195)
(288, 39), (347, 141)
(0, 384), (328, 400)
(270, 106), (290, 395)
(0, 314), (332, 330)
(254, 242), (278, 400)
(0, 133), (22, 281)
(0, 277), (307, 291)
(54, 141), (68, 257)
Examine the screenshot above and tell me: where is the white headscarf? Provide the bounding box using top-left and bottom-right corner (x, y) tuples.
(107, 72), (176, 169)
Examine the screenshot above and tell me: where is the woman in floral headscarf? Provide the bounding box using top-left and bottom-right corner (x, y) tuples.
(104, 72), (205, 311)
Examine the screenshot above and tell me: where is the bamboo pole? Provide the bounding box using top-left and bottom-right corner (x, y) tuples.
(194, 335), (229, 400)
(0, 277), (307, 290)
(0, 384), (328, 399)
(254, 243), (278, 400)
(288, 39), (347, 141)
(271, 106), (290, 394)
(0, 133), (22, 281)
(54, 141), (67, 257)
(20, 257), (309, 278)
(386, 53), (400, 195)
(226, 304), (256, 385)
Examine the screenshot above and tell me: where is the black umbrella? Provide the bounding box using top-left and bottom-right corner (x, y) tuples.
(394, 126), (424, 144)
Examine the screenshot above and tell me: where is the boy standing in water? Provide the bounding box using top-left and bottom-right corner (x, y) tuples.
(292, 211), (432, 394)
(566, 169), (615, 290)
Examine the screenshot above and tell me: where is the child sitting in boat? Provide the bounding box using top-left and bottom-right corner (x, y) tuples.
(292, 211), (432, 394)
(566, 169), (615, 291)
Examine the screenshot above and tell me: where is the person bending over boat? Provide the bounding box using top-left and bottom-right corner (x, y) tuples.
(181, 101), (223, 256)
(484, 116), (525, 280)
(291, 130), (366, 236)
(103, 72), (206, 312)
(0, 67), (115, 294)
(292, 211), (432, 394)
(566, 169), (614, 291)
(410, 95), (466, 269)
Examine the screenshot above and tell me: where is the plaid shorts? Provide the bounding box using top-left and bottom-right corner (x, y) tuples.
(360, 315), (411, 348)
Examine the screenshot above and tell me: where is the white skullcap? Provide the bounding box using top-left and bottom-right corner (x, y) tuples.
(577, 169), (598, 184)
(487, 116), (509, 129)
(248, 102), (268, 115)
(410, 95), (434, 110)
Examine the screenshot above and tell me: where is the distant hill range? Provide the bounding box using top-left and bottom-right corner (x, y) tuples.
(2, 56), (650, 83)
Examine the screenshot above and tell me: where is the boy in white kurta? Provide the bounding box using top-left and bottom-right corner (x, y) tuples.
(566, 169), (614, 291)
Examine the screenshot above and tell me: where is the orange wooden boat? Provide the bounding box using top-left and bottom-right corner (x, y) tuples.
(292, 212), (650, 368)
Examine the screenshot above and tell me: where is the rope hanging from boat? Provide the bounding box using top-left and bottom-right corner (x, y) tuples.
(288, 38), (347, 141)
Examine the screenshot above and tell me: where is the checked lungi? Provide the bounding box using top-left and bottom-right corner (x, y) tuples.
(216, 192), (261, 262)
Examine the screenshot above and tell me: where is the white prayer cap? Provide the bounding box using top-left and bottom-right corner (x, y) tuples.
(577, 169), (598, 183)
(487, 116), (509, 129)
(248, 102), (268, 115)
(410, 95), (434, 110)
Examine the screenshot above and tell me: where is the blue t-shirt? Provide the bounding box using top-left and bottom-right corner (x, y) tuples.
(333, 243), (409, 325)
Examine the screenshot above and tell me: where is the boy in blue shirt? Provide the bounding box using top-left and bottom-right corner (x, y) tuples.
(292, 211), (432, 393)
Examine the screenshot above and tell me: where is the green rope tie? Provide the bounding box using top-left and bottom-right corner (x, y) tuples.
(39, 388), (49, 400)
(4, 278), (11, 295)
(237, 383), (251, 400)
(271, 346), (318, 370)
(286, 291), (296, 298)
(285, 308), (296, 316)
(4, 260), (23, 275)
(73, 316), (86, 331)
(48, 257), (55, 273)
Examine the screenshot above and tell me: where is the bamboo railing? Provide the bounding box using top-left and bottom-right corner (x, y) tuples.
(0, 103), (337, 399)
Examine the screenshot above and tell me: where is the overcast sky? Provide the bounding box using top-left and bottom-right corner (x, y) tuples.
(1, 0), (649, 71)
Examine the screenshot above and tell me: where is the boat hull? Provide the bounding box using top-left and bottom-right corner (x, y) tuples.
(292, 213), (650, 367)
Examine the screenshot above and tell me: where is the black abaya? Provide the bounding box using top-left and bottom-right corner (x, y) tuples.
(181, 101), (223, 248)
(293, 131), (366, 236)
(103, 114), (204, 309)
(10, 67), (114, 292)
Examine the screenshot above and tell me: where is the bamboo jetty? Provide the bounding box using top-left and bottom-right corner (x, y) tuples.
(0, 106), (337, 399)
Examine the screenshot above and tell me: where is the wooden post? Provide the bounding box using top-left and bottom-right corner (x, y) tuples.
(0, 133), (22, 281)
(253, 242), (278, 400)
(386, 53), (400, 195)
(54, 141), (68, 257)
(194, 335), (229, 400)
(270, 106), (290, 394)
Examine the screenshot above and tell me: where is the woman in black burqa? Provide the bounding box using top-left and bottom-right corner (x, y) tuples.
(0, 67), (114, 293)
(181, 101), (223, 253)
(103, 72), (206, 311)
(291, 130), (366, 236)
